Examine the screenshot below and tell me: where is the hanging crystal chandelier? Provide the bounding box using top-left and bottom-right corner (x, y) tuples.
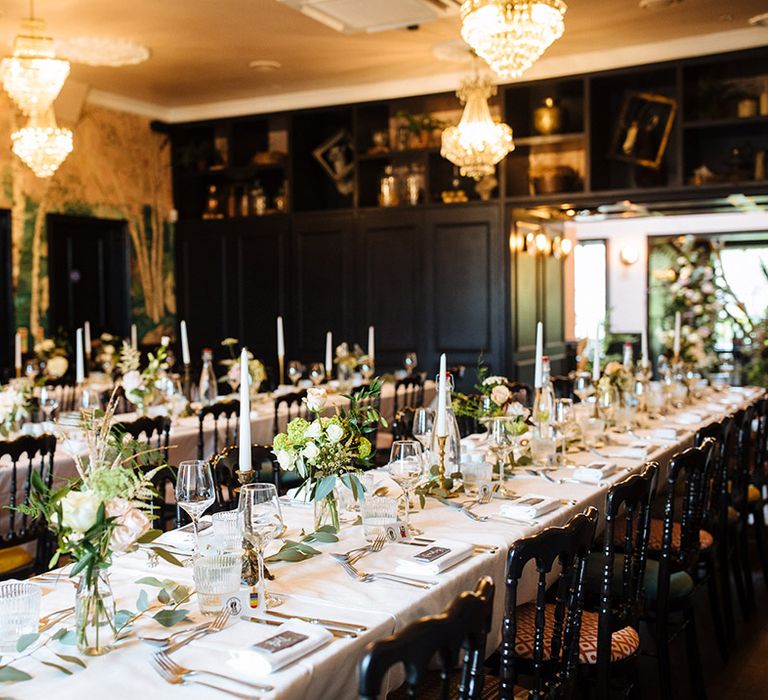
(12, 108), (73, 177)
(1, 6), (70, 116)
(441, 76), (514, 180)
(460, 0), (567, 79)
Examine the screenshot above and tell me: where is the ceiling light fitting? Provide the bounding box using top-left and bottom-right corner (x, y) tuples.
(11, 107), (73, 177)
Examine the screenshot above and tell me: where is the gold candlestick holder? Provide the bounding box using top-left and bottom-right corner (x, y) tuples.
(278, 355), (285, 386)
(236, 468), (274, 586)
(182, 363), (192, 401)
(436, 435), (448, 490)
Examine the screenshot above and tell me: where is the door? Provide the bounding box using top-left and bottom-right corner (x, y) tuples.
(47, 215), (131, 338)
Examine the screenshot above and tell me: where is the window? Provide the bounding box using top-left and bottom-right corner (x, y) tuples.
(719, 244), (768, 321)
(574, 239), (607, 339)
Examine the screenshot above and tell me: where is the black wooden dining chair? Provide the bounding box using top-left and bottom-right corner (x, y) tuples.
(493, 508), (598, 699)
(391, 407), (417, 442)
(552, 376), (574, 401)
(582, 464), (657, 698)
(507, 382), (534, 408)
(0, 434), (57, 578)
(642, 439), (715, 700)
(358, 576), (495, 700)
(273, 389), (308, 437)
(197, 399), (239, 461)
(394, 376), (425, 414)
(114, 415), (176, 530)
(747, 397), (768, 590)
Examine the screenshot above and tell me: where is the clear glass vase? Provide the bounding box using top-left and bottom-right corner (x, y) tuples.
(314, 494), (340, 531)
(75, 570), (116, 656)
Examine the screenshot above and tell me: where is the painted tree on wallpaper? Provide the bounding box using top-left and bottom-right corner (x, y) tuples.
(1, 97), (175, 343)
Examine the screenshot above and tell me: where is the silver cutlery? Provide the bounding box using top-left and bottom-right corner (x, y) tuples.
(338, 559), (435, 589)
(151, 652), (258, 699)
(332, 533), (386, 564)
(154, 650), (273, 693)
(265, 609), (367, 632)
(525, 468), (557, 483)
(140, 620), (213, 646)
(241, 614), (356, 639)
(163, 608), (230, 654)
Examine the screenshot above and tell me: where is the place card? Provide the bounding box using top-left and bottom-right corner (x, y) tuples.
(573, 461), (618, 484)
(499, 495), (560, 521)
(395, 539), (473, 575)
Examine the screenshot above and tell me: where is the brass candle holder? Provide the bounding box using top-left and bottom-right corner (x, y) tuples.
(436, 435), (448, 490)
(182, 363), (192, 401)
(236, 467), (274, 586)
(278, 355), (285, 386)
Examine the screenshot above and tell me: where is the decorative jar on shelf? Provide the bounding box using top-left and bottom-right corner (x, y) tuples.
(534, 97), (566, 135)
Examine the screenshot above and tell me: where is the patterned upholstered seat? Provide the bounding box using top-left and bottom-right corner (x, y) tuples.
(613, 516), (713, 551)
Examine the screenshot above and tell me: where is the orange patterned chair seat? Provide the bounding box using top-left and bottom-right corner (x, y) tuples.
(513, 602), (640, 665)
(613, 517), (713, 551)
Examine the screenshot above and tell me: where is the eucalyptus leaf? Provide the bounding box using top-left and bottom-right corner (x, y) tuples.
(135, 576), (165, 587)
(0, 666), (32, 682)
(40, 661), (72, 675)
(307, 530), (338, 543)
(314, 475), (336, 502)
(137, 529), (162, 544)
(157, 589), (171, 605)
(136, 589), (149, 612)
(15, 634), (39, 653)
(152, 609), (190, 627)
(114, 610), (134, 629)
(170, 585), (191, 604)
(54, 653), (86, 669)
(149, 547), (184, 567)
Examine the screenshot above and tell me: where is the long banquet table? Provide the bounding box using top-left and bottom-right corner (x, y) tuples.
(10, 385), (763, 700)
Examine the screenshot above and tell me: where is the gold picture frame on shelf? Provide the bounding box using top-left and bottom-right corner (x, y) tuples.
(610, 91), (677, 169)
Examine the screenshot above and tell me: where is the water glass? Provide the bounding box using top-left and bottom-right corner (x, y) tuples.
(212, 510), (242, 553)
(461, 462), (493, 497)
(403, 352), (418, 375)
(361, 496), (398, 541)
(192, 554), (242, 615)
(387, 440), (424, 535)
(553, 398), (575, 466)
(412, 408), (434, 453)
(580, 417), (606, 448)
(530, 428), (556, 468)
(0, 581), (41, 652)
(287, 361), (304, 386)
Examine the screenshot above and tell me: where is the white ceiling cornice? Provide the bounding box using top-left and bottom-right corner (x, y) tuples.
(86, 27), (768, 123)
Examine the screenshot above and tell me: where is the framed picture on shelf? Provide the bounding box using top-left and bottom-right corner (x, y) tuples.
(610, 91), (677, 169)
(312, 130), (355, 195)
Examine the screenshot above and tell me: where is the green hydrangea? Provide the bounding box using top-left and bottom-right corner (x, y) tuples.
(273, 433), (288, 452)
(509, 418), (529, 436)
(357, 436), (372, 459)
(286, 418), (310, 445)
(88, 464), (139, 501)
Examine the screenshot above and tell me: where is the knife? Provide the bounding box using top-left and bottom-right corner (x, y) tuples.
(241, 615), (357, 639)
(265, 609), (368, 632)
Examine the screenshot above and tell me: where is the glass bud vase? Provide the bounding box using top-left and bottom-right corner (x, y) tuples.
(314, 493), (340, 531)
(75, 569), (116, 656)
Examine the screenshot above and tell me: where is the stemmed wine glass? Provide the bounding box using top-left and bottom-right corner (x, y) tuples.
(175, 460), (215, 558)
(412, 408), (434, 455)
(387, 440), (424, 535)
(287, 361), (304, 386)
(309, 363), (326, 386)
(488, 417), (515, 491)
(238, 483), (284, 611)
(553, 398), (575, 467)
(359, 358), (375, 382)
(39, 386), (59, 425)
(403, 352), (418, 376)
(573, 372), (593, 403)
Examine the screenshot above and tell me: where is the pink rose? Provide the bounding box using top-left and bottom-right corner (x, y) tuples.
(106, 498), (151, 552)
(490, 385), (510, 406)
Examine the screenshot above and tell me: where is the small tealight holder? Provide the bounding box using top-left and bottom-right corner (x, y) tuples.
(0, 581), (41, 653)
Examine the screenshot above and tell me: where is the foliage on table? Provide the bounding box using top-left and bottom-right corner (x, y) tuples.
(272, 379), (386, 529)
(266, 525), (339, 563)
(452, 361), (530, 425)
(220, 337), (267, 389)
(118, 340), (169, 409)
(17, 394), (181, 654)
(34, 337), (69, 379)
(0, 382), (31, 437)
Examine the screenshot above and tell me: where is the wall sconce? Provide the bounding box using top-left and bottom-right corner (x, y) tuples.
(511, 221), (572, 259)
(552, 236), (573, 259)
(620, 245), (640, 265)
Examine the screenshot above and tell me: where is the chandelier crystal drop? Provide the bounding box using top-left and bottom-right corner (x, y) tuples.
(1, 17), (70, 115)
(12, 108), (73, 178)
(460, 0), (567, 79)
(441, 77), (514, 180)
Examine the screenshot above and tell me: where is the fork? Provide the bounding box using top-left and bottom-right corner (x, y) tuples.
(164, 608), (230, 654)
(155, 650), (274, 693)
(338, 559), (435, 589)
(152, 654), (258, 699)
(140, 620), (213, 646)
(331, 533), (386, 565)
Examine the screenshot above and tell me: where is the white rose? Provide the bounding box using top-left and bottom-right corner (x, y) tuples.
(306, 387), (327, 413)
(490, 385), (510, 406)
(46, 356), (68, 379)
(122, 370), (143, 392)
(326, 423), (344, 443)
(106, 498), (150, 552)
(302, 442), (320, 461)
(506, 401), (527, 418)
(276, 449), (295, 470)
(60, 491), (101, 533)
(305, 421), (323, 439)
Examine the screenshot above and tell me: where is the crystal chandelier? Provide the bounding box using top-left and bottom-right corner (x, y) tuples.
(441, 76), (514, 180)
(460, 0), (567, 79)
(1, 7), (70, 116)
(12, 108), (73, 177)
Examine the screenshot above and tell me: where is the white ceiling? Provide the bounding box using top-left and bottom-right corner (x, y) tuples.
(0, 0), (766, 121)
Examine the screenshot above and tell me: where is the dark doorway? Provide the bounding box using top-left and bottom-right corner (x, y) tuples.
(0, 210), (12, 381)
(47, 214), (131, 339)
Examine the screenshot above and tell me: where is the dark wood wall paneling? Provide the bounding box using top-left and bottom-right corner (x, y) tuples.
(0, 210), (12, 381)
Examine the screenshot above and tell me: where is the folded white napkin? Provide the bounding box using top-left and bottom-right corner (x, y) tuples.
(499, 495), (560, 521)
(669, 412), (701, 425)
(704, 403), (728, 413)
(611, 446), (647, 459)
(191, 618), (332, 677)
(155, 517), (213, 552)
(573, 461), (618, 484)
(650, 428), (678, 442)
(396, 539), (473, 576)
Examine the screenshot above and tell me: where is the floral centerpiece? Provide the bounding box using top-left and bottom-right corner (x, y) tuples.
(34, 338), (69, 380)
(656, 326), (708, 368)
(598, 361), (634, 394)
(0, 383), (30, 437)
(334, 342), (364, 386)
(220, 338), (267, 395)
(118, 340), (169, 414)
(19, 396), (180, 656)
(95, 333), (121, 377)
(272, 380), (385, 529)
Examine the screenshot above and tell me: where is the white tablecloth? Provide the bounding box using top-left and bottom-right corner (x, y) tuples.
(7, 385), (763, 699)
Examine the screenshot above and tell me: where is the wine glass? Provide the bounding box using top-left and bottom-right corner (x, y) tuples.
(24, 359), (39, 382)
(238, 483), (284, 611)
(39, 386), (59, 425)
(412, 408), (434, 454)
(387, 440), (424, 535)
(403, 352), (418, 376)
(488, 417), (514, 488)
(359, 358), (375, 382)
(573, 372), (593, 403)
(287, 361), (303, 386)
(553, 398), (575, 467)
(175, 460), (216, 558)
(309, 363), (326, 386)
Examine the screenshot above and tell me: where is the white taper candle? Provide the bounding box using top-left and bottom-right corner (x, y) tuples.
(84, 321), (91, 357)
(180, 320), (190, 365)
(436, 353), (447, 437)
(673, 311), (681, 359)
(238, 348), (252, 471)
(14, 332), (21, 372)
(592, 325), (601, 381)
(325, 331), (332, 377)
(75, 329), (84, 384)
(277, 316), (285, 358)
(368, 326), (375, 363)
(641, 329), (649, 368)
(533, 321), (543, 389)
(131, 324), (138, 350)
